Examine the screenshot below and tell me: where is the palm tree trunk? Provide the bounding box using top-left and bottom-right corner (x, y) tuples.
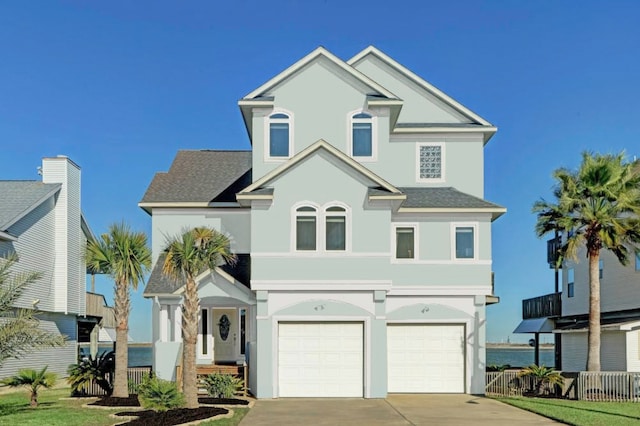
(113, 279), (130, 397)
(30, 391), (37, 407)
(182, 276), (199, 408)
(586, 251), (601, 371)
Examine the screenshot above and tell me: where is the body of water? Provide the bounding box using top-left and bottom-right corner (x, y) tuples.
(79, 345), (152, 367)
(487, 348), (555, 368)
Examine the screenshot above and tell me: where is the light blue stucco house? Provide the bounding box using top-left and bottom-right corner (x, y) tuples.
(140, 46), (505, 398)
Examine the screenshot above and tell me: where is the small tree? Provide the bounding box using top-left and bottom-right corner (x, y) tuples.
(1, 366), (57, 407)
(0, 255), (66, 367)
(518, 364), (564, 396)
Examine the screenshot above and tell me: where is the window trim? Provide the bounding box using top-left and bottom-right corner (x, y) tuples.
(567, 268), (575, 298)
(450, 222), (478, 261)
(290, 201), (351, 253)
(391, 223), (419, 263)
(324, 204), (349, 252)
(416, 142), (445, 183)
(348, 109), (377, 162)
(264, 108), (294, 161)
(292, 202), (319, 253)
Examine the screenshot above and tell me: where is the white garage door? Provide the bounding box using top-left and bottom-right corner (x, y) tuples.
(278, 322), (363, 397)
(387, 324), (465, 393)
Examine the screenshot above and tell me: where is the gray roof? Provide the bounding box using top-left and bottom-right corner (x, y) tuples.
(0, 181), (61, 230)
(369, 186), (504, 210)
(140, 150), (252, 204)
(144, 253), (251, 295)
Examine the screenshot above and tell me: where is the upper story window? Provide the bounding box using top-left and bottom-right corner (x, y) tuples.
(567, 268), (575, 298)
(267, 112), (292, 159)
(349, 111), (376, 160)
(293, 203), (350, 252)
(295, 206), (317, 251)
(636, 253), (640, 271)
(416, 142), (445, 182)
(452, 223), (477, 260)
(393, 224), (417, 260)
(599, 259), (604, 279)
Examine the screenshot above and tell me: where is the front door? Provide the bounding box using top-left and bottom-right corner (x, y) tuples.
(213, 308), (237, 362)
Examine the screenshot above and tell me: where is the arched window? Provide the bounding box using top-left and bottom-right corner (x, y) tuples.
(325, 206), (346, 251)
(295, 206), (317, 251)
(351, 112), (373, 158)
(268, 112), (291, 158)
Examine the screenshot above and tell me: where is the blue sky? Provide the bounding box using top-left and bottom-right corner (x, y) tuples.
(2, 1), (638, 343)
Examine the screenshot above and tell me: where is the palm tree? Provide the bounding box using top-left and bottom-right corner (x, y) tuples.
(162, 227), (236, 408)
(518, 364), (564, 396)
(533, 152), (640, 371)
(0, 255), (66, 367)
(1, 366), (57, 407)
(86, 222), (151, 398)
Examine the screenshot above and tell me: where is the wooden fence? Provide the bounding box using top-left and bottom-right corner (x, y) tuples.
(486, 370), (640, 402)
(75, 366), (152, 396)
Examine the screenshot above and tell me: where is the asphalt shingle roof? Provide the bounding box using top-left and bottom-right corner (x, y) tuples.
(140, 150), (252, 204)
(0, 181), (61, 230)
(144, 253), (251, 295)
(368, 186), (504, 210)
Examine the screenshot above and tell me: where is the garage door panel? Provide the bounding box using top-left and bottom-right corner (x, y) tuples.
(388, 324), (464, 393)
(278, 322), (363, 397)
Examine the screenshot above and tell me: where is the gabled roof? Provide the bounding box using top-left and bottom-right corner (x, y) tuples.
(143, 253), (251, 296)
(348, 46), (493, 127)
(368, 186), (506, 220)
(139, 150), (252, 213)
(0, 181), (61, 236)
(237, 139), (403, 202)
(243, 46), (399, 100)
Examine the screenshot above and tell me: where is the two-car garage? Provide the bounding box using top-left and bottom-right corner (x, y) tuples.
(276, 322), (465, 397)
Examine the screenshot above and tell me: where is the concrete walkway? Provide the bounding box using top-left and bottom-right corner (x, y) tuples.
(240, 394), (561, 425)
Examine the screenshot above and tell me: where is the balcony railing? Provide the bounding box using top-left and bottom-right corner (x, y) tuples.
(522, 292), (561, 319)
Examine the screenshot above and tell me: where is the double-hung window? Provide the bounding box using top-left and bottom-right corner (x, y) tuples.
(394, 225), (416, 260)
(417, 142), (444, 182)
(325, 206), (346, 251)
(350, 111), (375, 160)
(452, 224), (477, 260)
(268, 112), (291, 158)
(296, 206), (317, 251)
(567, 268), (575, 298)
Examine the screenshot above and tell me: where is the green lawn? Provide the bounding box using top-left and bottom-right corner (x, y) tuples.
(497, 397), (640, 426)
(0, 388), (249, 426)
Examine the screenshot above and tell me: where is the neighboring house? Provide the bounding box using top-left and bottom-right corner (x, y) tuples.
(0, 156), (93, 378)
(516, 238), (640, 372)
(140, 46), (505, 398)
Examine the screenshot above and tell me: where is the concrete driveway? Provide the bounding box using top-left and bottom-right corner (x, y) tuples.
(240, 394), (561, 425)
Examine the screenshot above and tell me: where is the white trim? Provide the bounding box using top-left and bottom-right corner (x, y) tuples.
(451, 222), (479, 262)
(139, 201), (212, 209)
(388, 285), (493, 296)
(416, 142), (445, 183)
(251, 280), (392, 291)
(290, 201), (352, 254)
(323, 201), (351, 253)
(392, 126), (497, 135)
(251, 251), (391, 258)
(347, 109), (378, 162)
(264, 108), (294, 161)
(291, 201), (320, 253)
(347, 46), (493, 127)
(272, 316), (371, 398)
(391, 222), (419, 263)
(152, 208), (251, 216)
(244, 46), (397, 100)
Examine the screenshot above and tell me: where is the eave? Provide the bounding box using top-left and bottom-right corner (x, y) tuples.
(397, 207), (507, 221)
(392, 125), (498, 144)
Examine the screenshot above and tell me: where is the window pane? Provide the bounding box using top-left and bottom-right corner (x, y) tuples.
(270, 113), (289, 119)
(419, 145), (442, 179)
(567, 268), (574, 284)
(270, 123), (289, 157)
(568, 282), (574, 298)
(455, 227), (474, 259)
(326, 216), (345, 250)
(636, 254), (640, 271)
(296, 216), (316, 250)
(353, 123), (372, 157)
(297, 206), (316, 212)
(353, 112), (371, 119)
(396, 227), (414, 259)
(326, 206), (345, 212)
(201, 309), (208, 355)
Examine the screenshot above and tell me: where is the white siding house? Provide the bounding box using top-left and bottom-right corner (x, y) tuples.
(140, 46), (505, 397)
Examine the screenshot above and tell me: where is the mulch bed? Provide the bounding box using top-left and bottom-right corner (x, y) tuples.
(89, 395), (250, 407)
(114, 407), (228, 426)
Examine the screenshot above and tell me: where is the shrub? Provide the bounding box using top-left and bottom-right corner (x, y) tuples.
(137, 375), (184, 412)
(202, 373), (244, 398)
(518, 364), (564, 396)
(0, 366), (57, 407)
(67, 350), (115, 396)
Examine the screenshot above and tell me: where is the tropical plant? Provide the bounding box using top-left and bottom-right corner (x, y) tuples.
(0, 255), (66, 367)
(137, 375), (185, 412)
(1, 366), (57, 407)
(202, 373), (244, 398)
(86, 222), (151, 398)
(533, 152), (640, 371)
(162, 227), (236, 408)
(518, 364), (564, 396)
(67, 350), (115, 396)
